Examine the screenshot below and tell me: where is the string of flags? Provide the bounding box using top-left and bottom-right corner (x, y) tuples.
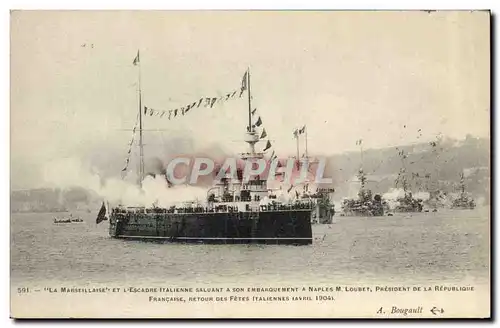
(263, 140), (272, 152)
(249, 106), (275, 155)
(121, 50), (140, 177)
(143, 89), (240, 120)
(144, 70), (251, 121)
(260, 128), (267, 139)
(133, 50), (140, 66)
(131, 67), (280, 169)
(121, 115), (140, 175)
(241, 71), (248, 96)
(269, 150), (277, 162)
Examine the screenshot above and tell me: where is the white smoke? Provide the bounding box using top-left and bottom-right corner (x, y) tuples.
(382, 188), (406, 201)
(381, 188), (428, 210)
(42, 157), (102, 192)
(259, 196), (271, 206)
(413, 191), (430, 201)
(346, 184), (361, 199)
(276, 188), (292, 204)
(475, 196), (486, 206)
(42, 157), (208, 208)
(463, 168), (476, 178)
(266, 179), (293, 204)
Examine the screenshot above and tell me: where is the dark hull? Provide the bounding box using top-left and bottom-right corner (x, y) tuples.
(313, 216), (334, 224)
(341, 206), (384, 217)
(394, 205), (423, 213)
(109, 209), (313, 245)
(341, 212), (384, 217)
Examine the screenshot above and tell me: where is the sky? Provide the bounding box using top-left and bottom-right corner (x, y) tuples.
(10, 10), (490, 190)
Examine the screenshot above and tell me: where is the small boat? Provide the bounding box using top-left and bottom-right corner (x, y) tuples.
(53, 214), (84, 224)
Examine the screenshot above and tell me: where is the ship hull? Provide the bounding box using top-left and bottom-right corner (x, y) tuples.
(451, 205), (476, 210)
(109, 209), (313, 245)
(341, 211), (384, 217)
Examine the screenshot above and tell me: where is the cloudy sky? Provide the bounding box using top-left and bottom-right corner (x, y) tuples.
(10, 10), (490, 190)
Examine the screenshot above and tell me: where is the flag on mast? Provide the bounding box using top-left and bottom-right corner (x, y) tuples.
(96, 202), (108, 224)
(241, 71), (248, 91)
(263, 140), (272, 152)
(133, 50), (140, 66)
(255, 117), (262, 127)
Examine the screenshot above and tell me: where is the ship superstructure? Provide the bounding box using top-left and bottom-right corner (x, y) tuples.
(451, 172), (476, 210)
(292, 127), (335, 224)
(392, 150), (424, 213)
(341, 141), (385, 216)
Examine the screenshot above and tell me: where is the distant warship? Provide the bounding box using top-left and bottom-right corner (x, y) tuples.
(451, 172), (476, 210)
(298, 180), (335, 224)
(392, 150), (423, 213)
(341, 168), (385, 216)
(341, 140), (385, 217)
(419, 171), (446, 211)
(292, 127), (335, 224)
(309, 188), (336, 224)
(425, 189), (447, 211)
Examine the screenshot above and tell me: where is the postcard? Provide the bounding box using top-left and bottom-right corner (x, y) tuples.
(10, 10), (490, 318)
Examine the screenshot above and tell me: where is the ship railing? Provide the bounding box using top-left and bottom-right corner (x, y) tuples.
(259, 202), (314, 211)
(240, 152), (265, 159)
(111, 202), (314, 215)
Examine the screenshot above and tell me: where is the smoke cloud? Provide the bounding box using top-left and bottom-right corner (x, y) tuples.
(42, 157), (207, 207)
(381, 188), (429, 210)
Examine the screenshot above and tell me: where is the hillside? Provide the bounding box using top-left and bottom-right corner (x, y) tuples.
(11, 187), (100, 213)
(325, 135), (490, 203)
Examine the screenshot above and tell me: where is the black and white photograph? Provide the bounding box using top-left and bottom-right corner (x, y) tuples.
(10, 10), (491, 318)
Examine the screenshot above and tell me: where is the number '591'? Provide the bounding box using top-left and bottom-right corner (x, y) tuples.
(17, 287), (29, 293)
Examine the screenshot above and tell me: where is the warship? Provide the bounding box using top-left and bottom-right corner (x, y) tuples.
(392, 150), (424, 213)
(292, 127), (335, 224)
(341, 168), (385, 216)
(296, 177), (335, 224)
(451, 172), (476, 210)
(340, 141), (385, 216)
(308, 187), (336, 224)
(419, 171), (446, 211)
(97, 57), (314, 245)
(424, 189), (447, 211)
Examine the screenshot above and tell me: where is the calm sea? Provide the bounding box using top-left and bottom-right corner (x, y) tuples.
(10, 208), (490, 288)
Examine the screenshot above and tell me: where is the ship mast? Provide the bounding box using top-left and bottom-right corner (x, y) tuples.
(460, 172), (466, 195)
(397, 149), (409, 193)
(243, 68), (260, 155)
(247, 69), (252, 134)
(358, 140), (366, 190)
(302, 126), (310, 192)
(305, 127), (308, 158)
(137, 50), (145, 186)
(358, 169), (367, 190)
(296, 133), (300, 161)
(242, 68), (263, 158)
